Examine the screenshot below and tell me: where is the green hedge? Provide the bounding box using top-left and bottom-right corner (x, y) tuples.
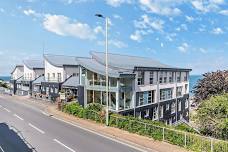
(62, 103), (228, 152)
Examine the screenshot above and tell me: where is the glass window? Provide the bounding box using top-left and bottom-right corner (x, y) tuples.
(149, 72), (154, 84)
(160, 105), (163, 118)
(176, 86), (182, 97)
(87, 90), (93, 104)
(110, 92), (116, 110)
(160, 88), (173, 101)
(52, 73), (55, 79)
(57, 73), (61, 82)
(159, 72), (163, 83)
(139, 92), (144, 106)
(178, 100), (182, 111)
(153, 107), (158, 120)
(94, 91), (101, 104)
(176, 72), (181, 82)
(185, 99), (189, 109)
(163, 72), (167, 83)
(137, 71), (144, 85)
(166, 103), (170, 110)
(169, 72), (173, 83)
(171, 102), (176, 114)
(110, 78), (117, 87)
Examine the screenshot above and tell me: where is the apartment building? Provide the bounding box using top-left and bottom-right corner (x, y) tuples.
(41, 54), (80, 102)
(18, 60), (44, 96)
(78, 52), (191, 124)
(10, 52), (191, 124)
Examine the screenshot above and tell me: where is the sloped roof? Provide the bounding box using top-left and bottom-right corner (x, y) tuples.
(44, 54), (78, 67)
(23, 60), (44, 70)
(62, 76), (79, 88)
(11, 65), (24, 74)
(91, 51), (176, 70)
(76, 57), (131, 78)
(32, 75), (45, 85)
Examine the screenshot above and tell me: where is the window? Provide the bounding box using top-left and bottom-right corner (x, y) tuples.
(159, 72), (163, 83)
(184, 72), (188, 81)
(178, 100), (182, 111)
(166, 103), (170, 110)
(163, 72), (167, 83)
(57, 73), (61, 82)
(160, 88), (173, 101)
(185, 99), (189, 109)
(176, 72), (181, 82)
(148, 91), (152, 103)
(137, 71), (144, 85)
(168, 72), (173, 83)
(153, 107), (158, 120)
(180, 114), (183, 120)
(160, 105), (163, 118)
(149, 72), (154, 84)
(185, 84), (188, 94)
(176, 86), (182, 97)
(139, 93), (144, 106)
(52, 73), (55, 79)
(55, 88), (58, 94)
(171, 102), (176, 114)
(50, 88), (53, 93)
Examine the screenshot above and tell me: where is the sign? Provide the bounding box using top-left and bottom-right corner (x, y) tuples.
(59, 93), (65, 100)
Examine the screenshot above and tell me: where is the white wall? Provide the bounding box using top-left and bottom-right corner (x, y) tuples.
(45, 59), (63, 82)
(24, 65), (34, 80)
(11, 67), (23, 80)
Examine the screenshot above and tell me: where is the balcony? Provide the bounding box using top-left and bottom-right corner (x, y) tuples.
(46, 77), (62, 83)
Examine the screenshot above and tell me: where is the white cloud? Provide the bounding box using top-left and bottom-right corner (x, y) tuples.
(160, 42), (164, 47)
(211, 27), (224, 34)
(106, 0), (132, 7)
(43, 14), (96, 40)
(113, 14), (122, 20)
(219, 10), (228, 15)
(134, 14), (164, 32)
(176, 24), (188, 31)
(178, 42), (189, 53)
(191, 0), (225, 13)
(23, 9), (41, 17)
(130, 30), (143, 42)
(62, 0), (89, 4)
(94, 26), (104, 35)
(139, 0), (183, 16)
(0, 8), (5, 13)
(185, 16), (194, 22)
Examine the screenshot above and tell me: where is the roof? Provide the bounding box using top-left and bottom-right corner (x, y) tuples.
(91, 51), (177, 70)
(23, 60), (44, 70)
(32, 75), (45, 85)
(11, 65), (24, 74)
(44, 54), (78, 67)
(76, 57), (131, 78)
(62, 76), (80, 88)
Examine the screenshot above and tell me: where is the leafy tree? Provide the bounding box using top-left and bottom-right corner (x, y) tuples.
(195, 94), (228, 140)
(193, 70), (228, 104)
(0, 81), (8, 89)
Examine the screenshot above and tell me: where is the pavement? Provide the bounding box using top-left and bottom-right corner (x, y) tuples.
(0, 94), (190, 152)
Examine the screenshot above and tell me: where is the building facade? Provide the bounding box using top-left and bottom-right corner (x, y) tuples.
(10, 65), (24, 94)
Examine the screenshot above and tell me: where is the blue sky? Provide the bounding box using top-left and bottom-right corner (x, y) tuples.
(0, 0), (228, 75)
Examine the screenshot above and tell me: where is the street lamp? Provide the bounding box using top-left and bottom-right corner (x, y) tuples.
(95, 14), (109, 126)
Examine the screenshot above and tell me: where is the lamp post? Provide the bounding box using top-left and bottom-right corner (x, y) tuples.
(95, 14), (109, 126)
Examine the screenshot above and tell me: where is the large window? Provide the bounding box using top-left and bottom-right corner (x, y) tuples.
(168, 72), (174, 83)
(171, 102), (176, 114)
(184, 72), (188, 81)
(160, 88), (173, 101)
(163, 72), (167, 83)
(149, 72), (154, 84)
(153, 107), (158, 120)
(176, 72), (181, 82)
(137, 91), (155, 106)
(176, 86), (182, 97)
(57, 73), (61, 82)
(137, 71), (144, 85)
(159, 72), (163, 83)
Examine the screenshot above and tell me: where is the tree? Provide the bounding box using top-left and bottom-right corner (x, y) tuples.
(193, 70), (228, 104)
(195, 94), (228, 140)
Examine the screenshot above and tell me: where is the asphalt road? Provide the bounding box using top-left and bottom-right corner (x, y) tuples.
(0, 96), (148, 152)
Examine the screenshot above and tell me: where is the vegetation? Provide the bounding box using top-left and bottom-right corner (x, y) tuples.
(193, 70), (228, 104)
(62, 102), (228, 152)
(195, 94), (228, 140)
(0, 80), (8, 89)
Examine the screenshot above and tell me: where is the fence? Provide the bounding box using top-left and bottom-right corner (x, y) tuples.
(63, 105), (228, 152)
(108, 115), (228, 152)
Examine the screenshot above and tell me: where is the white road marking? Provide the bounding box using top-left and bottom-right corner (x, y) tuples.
(13, 114), (24, 121)
(41, 110), (49, 116)
(0, 146), (5, 152)
(3, 108), (10, 113)
(52, 116), (150, 152)
(28, 123), (45, 134)
(53, 139), (76, 152)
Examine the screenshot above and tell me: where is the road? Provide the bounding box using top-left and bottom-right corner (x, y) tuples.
(0, 96), (149, 152)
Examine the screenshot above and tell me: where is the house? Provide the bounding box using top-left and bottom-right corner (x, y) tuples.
(10, 65), (24, 95)
(41, 54), (80, 102)
(76, 51), (191, 124)
(20, 60), (44, 96)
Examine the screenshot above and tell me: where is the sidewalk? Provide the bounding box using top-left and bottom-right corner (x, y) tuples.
(1, 94), (190, 152)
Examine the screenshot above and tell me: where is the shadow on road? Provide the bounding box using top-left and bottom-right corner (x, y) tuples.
(0, 123), (35, 152)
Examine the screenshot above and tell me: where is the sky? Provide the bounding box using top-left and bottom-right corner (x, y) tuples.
(0, 0), (228, 76)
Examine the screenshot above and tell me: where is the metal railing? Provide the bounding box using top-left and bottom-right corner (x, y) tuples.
(109, 115), (228, 152)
